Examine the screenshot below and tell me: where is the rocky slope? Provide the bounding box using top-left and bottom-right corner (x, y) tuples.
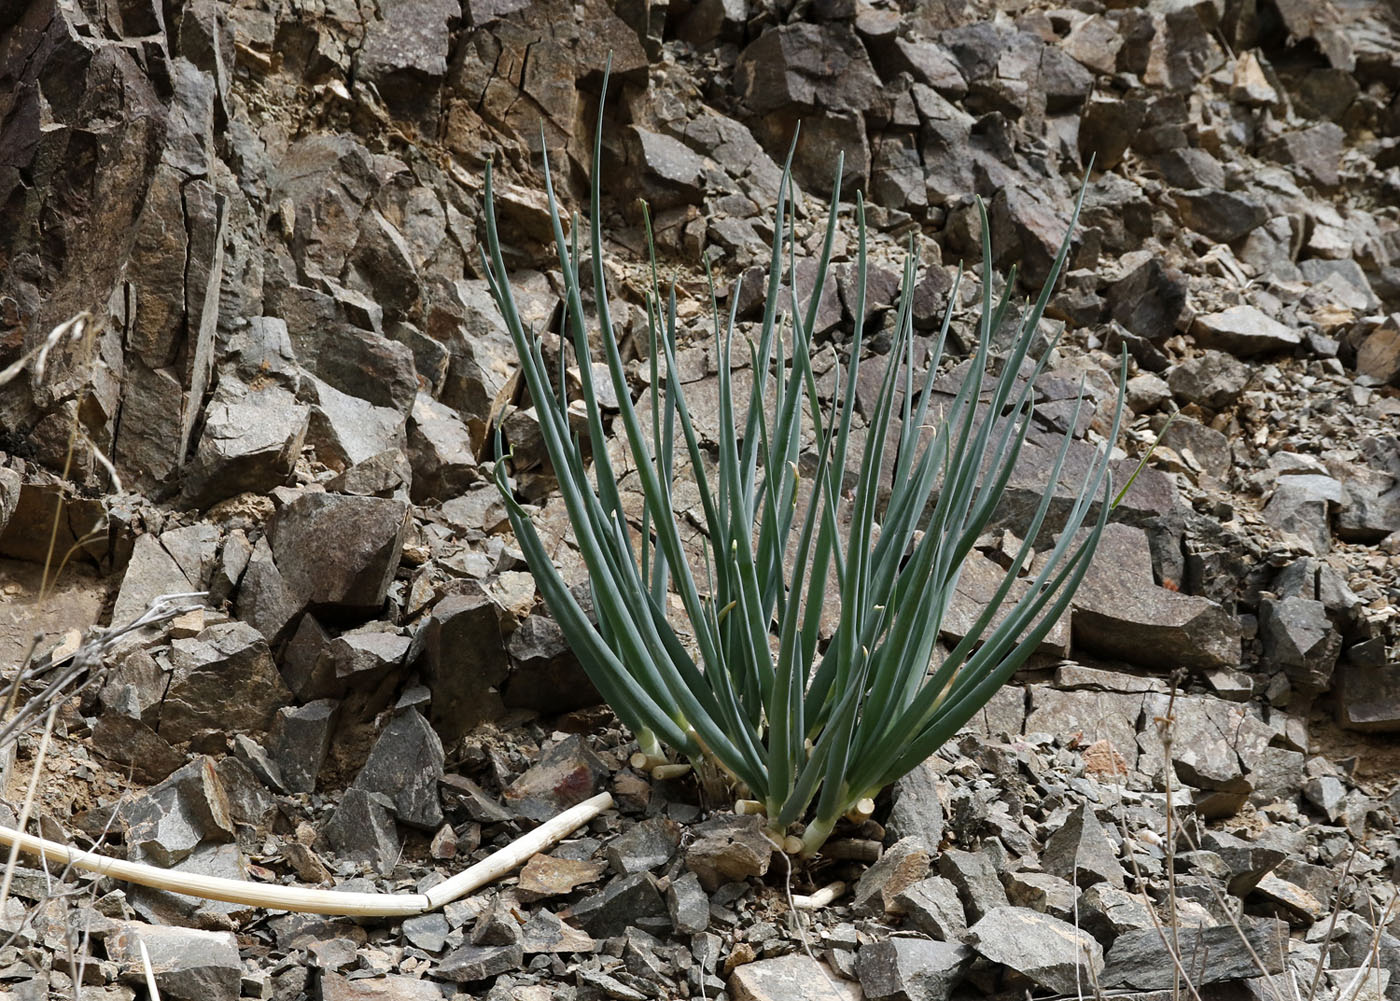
(1, 0), (1399, 998)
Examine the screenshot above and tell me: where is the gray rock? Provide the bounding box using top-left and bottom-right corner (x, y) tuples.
(182, 379), (308, 509)
(856, 938), (972, 1001)
(437, 942), (524, 983)
(266, 700), (337, 795)
(1071, 524), (1240, 672)
(92, 712), (187, 785)
(1191, 305), (1302, 357)
(1263, 122), (1344, 188)
(684, 814), (775, 892)
(605, 816), (681, 876)
(1174, 188), (1268, 243)
(968, 907), (1104, 994)
(353, 709), (444, 829)
(1101, 918), (1287, 988)
(303, 375), (409, 471)
(1025, 687), (1144, 774)
(666, 871), (710, 935)
(111, 533), (198, 629)
(1105, 258), (1187, 342)
(119, 757), (234, 868)
(1078, 884), (1155, 938)
(1356, 317), (1400, 386)
(886, 758), (945, 850)
(407, 393), (477, 503)
(734, 22), (883, 193)
(416, 584), (511, 741)
(234, 536), (303, 645)
(730, 955), (857, 1001)
(322, 788), (401, 872)
(1158, 415), (1233, 480)
(1078, 93), (1146, 171)
(1262, 474), (1343, 555)
(108, 922), (241, 1001)
(893, 876), (968, 941)
(854, 837), (932, 917)
(1259, 596), (1341, 695)
(1040, 802), (1124, 889)
(503, 611), (600, 715)
(270, 492), (407, 610)
(162, 622), (293, 744)
(502, 734), (610, 822)
(629, 127), (708, 208)
(1335, 663), (1400, 733)
(1166, 351), (1250, 410)
(322, 972), (442, 999)
(937, 848), (1009, 923)
(325, 448), (412, 500)
(571, 872), (669, 938)
(1142, 693), (1270, 818)
(1152, 147), (1225, 190)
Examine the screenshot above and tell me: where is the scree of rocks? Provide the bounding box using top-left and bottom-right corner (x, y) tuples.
(1, 0), (1399, 999)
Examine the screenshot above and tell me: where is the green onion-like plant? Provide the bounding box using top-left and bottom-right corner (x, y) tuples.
(483, 85), (1126, 856)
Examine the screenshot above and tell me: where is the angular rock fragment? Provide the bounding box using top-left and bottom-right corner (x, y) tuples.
(119, 757), (235, 868)
(1102, 918), (1286, 988)
(109, 922), (242, 1001)
(853, 837), (931, 916)
(1041, 802), (1125, 888)
(570, 872), (669, 938)
(1072, 524), (1240, 672)
(502, 734), (609, 821)
(183, 379), (308, 509)
(322, 788), (401, 871)
(894, 876), (968, 941)
(235, 536), (303, 645)
(1174, 189), (1268, 243)
(1262, 474), (1342, 555)
(685, 814), (774, 892)
(407, 393), (477, 503)
(856, 938), (971, 1001)
(271, 492), (407, 610)
(162, 622), (293, 744)
(1104, 258), (1186, 342)
(353, 709), (444, 829)
(1167, 351), (1250, 410)
(938, 849), (1009, 923)
(1335, 663), (1400, 733)
(969, 907), (1104, 994)
(1259, 596), (1341, 695)
(415, 583), (511, 741)
(1192, 305), (1302, 356)
(730, 955), (859, 1001)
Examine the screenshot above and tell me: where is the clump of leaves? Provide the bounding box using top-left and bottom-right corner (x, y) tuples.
(484, 84), (1125, 855)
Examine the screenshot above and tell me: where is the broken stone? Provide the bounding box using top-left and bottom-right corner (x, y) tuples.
(893, 876), (968, 941)
(730, 954), (860, 1001)
(271, 492), (407, 610)
(856, 938), (972, 1001)
(182, 379), (308, 510)
(1040, 802), (1125, 889)
(407, 393), (477, 503)
(1104, 257), (1186, 342)
(108, 922), (242, 1001)
(1262, 474), (1343, 555)
(416, 583), (511, 741)
(120, 757), (234, 868)
(322, 788), (401, 872)
(684, 814), (774, 892)
(162, 621), (293, 744)
(1259, 596), (1342, 695)
(1102, 918), (1286, 988)
(605, 816), (681, 876)
(437, 942), (524, 983)
(570, 872), (669, 938)
(969, 907), (1104, 994)
(853, 837), (931, 916)
(1072, 524), (1240, 672)
(1174, 189), (1268, 243)
(1335, 663), (1400, 733)
(1192, 305), (1303, 357)
(502, 734), (610, 822)
(352, 709), (445, 830)
(937, 849), (1009, 923)
(1167, 351), (1251, 410)
(234, 536), (303, 645)
(666, 870), (710, 935)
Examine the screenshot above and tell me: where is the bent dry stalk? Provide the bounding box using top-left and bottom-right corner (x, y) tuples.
(484, 73), (1126, 857)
